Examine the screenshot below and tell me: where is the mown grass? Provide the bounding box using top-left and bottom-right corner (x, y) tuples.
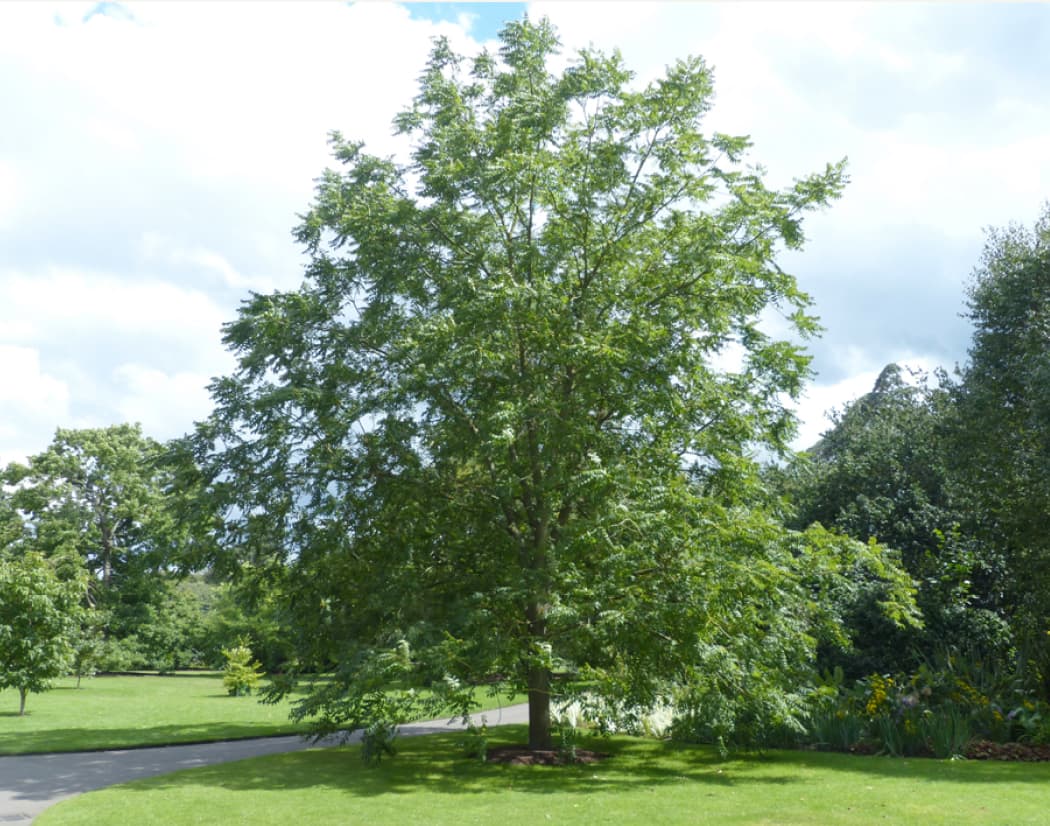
(0, 672), (307, 754)
(36, 725), (1050, 825)
(0, 673), (523, 754)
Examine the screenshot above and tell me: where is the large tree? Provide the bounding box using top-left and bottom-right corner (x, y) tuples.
(951, 206), (1050, 657)
(181, 20), (880, 750)
(4, 425), (188, 667)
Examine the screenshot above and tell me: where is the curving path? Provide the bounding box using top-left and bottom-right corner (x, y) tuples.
(0, 703), (529, 825)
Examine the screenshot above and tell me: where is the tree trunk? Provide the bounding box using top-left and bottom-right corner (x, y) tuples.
(527, 665), (552, 751)
(18, 687), (27, 716)
(525, 579), (552, 751)
(100, 517), (113, 587)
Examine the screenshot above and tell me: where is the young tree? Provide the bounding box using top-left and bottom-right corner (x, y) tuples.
(180, 19), (885, 750)
(0, 551), (85, 714)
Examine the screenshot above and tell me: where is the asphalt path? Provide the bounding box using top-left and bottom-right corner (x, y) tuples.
(0, 703), (529, 825)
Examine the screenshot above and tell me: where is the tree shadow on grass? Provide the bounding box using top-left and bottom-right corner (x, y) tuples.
(123, 728), (803, 800)
(122, 727), (1050, 803)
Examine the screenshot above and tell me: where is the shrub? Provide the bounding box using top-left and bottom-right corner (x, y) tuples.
(800, 649), (1048, 758)
(556, 720), (580, 763)
(361, 719), (398, 765)
(222, 640), (263, 697)
(461, 717), (489, 762)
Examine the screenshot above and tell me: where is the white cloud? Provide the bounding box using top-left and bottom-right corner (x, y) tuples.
(1, 1), (478, 197)
(81, 117), (141, 154)
(137, 232), (256, 290)
(0, 345), (69, 418)
(112, 363), (215, 439)
(0, 266), (235, 458)
(0, 2), (486, 460)
(0, 160), (17, 230)
(0, 345), (70, 465)
(0, 267), (227, 354)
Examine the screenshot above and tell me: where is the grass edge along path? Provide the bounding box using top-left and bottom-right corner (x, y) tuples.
(0, 673), (523, 755)
(37, 726), (1050, 826)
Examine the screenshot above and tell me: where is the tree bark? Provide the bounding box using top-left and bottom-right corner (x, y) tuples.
(527, 664), (552, 750)
(18, 687), (27, 716)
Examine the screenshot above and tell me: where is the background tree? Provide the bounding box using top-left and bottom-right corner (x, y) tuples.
(0, 487), (23, 553)
(950, 205), (1050, 677)
(3, 425), (189, 669)
(176, 19), (905, 751)
(0, 551), (85, 714)
(780, 365), (1009, 676)
(190, 577), (294, 672)
(70, 606), (108, 688)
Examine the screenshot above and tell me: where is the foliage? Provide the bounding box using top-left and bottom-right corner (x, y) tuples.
(805, 668), (866, 752)
(0, 486), (23, 552)
(555, 717), (581, 763)
(787, 365), (953, 565)
(0, 551), (85, 714)
(2, 425), (195, 669)
(360, 718), (399, 766)
(3, 425), (174, 585)
(666, 521), (919, 753)
(125, 581), (206, 672)
(222, 639), (264, 697)
(193, 577), (294, 671)
(779, 364), (1011, 677)
(70, 607), (107, 688)
(802, 649), (1050, 758)
(950, 204), (1050, 671)
(175, 18), (861, 752)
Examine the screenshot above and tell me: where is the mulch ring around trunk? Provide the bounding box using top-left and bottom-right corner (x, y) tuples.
(485, 746), (610, 765)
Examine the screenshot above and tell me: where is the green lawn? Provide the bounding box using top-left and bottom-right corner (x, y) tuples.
(0, 672), (522, 754)
(36, 725), (1050, 825)
(0, 672), (307, 754)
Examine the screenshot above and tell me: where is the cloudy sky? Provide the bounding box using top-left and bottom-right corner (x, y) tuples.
(1, 1), (1048, 465)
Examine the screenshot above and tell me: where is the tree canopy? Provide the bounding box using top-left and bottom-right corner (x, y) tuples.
(3, 424), (194, 670)
(950, 205), (1050, 657)
(171, 19), (921, 751)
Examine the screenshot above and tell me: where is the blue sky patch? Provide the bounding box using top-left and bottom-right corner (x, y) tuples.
(403, 3), (526, 41)
(82, 2), (135, 24)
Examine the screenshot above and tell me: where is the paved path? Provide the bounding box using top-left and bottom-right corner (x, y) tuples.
(0, 703), (529, 825)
